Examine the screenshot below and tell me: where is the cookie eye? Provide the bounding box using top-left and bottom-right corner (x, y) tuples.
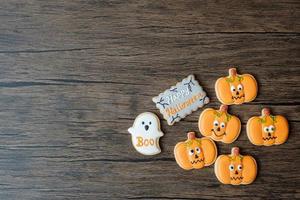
(220, 122), (226, 128)
(142, 121), (145, 125)
(269, 125), (275, 133)
(188, 149), (194, 155)
(237, 165), (242, 171)
(230, 85), (236, 92)
(229, 164), (234, 171)
(263, 127), (269, 132)
(237, 84), (243, 91)
(195, 147), (201, 154)
(213, 120), (219, 127)
(149, 122), (152, 125)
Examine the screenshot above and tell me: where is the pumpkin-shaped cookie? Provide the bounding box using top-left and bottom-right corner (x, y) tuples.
(214, 147), (257, 185)
(174, 132), (217, 170)
(247, 108), (289, 146)
(215, 68), (258, 105)
(199, 105), (241, 143)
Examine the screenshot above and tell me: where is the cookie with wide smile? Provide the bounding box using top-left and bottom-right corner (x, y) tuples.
(211, 129), (226, 137)
(199, 104), (241, 144)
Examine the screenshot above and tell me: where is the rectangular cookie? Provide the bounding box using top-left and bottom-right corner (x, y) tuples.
(152, 75), (209, 125)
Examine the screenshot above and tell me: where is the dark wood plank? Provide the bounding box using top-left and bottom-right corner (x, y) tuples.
(0, 0), (299, 199)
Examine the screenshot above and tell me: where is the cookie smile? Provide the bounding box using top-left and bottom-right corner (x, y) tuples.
(263, 136), (277, 141)
(211, 129), (226, 137)
(190, 158), (204, 164)
(230, 176), (243, 180)
(232, 94), (245, 100)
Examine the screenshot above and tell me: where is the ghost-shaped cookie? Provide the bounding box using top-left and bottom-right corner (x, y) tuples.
(128, 112), (164, 155)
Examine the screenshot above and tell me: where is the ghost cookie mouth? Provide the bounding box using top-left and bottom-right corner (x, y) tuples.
(211, 129), (226, 137)
(144, 125), (149, 131)
(190, 158), (204, 164)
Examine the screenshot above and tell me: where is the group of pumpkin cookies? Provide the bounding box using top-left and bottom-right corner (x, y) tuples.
(128, 68), (289, 185)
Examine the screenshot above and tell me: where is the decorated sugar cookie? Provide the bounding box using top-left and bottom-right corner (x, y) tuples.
(128, 112), (164, 155)
(174, 132), (217, 170)
(153, 75), (209, 125)
(214, 147), (257, 185)
(215, 68), (258, 105)
(247, 108), (289, 146)
(198, 105), (241, 143)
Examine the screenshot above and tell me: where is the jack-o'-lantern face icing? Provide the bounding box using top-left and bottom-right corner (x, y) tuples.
(247, 108), (289, 146)
(229, 80), (245, 104)
(199, 105), (241, 143)
(186, 140), (205, 169)
(214, 147), (257, 185)
(228, 155), (244, 185)
(215, 68), (257, 105)
(174, 132), (217, 170)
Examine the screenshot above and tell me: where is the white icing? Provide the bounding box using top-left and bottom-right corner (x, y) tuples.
(128, 112), (164, 155)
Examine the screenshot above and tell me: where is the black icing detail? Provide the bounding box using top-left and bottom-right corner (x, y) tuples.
(170, 88), (178, 92)
(170, 114), (180, 124)
(199, 96), (208, 104)
(230, 176), (243, 180)
(156, 97), (169, 109)
(231, 94), (245, 100)
(190, 158), (204, 164)
(184, 79), (195, 92)
(211, 129), (226, 137)
(263, 136), (277, 141)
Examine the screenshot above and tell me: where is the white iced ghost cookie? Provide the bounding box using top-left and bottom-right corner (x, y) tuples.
(128, 112), (164, 155)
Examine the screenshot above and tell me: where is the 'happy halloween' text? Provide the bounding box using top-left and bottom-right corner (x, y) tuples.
(165, 93), (204, 117)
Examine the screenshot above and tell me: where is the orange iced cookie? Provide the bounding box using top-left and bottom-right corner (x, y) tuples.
(247, 108), (289, 146)
(198, 104), (241, 144)
(174, 131), (217, 170)
(215, 68), (258, 105)
(214, 147), (257, 185)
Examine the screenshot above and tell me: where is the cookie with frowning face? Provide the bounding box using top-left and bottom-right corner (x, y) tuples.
(215, 68), (258, 105)
(174, 132), (217, 170)
(214, 147), (257, 185)
(247, 108), (289, 146)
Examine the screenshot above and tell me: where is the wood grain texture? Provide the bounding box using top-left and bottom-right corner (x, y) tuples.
(0, 0), (299, 199)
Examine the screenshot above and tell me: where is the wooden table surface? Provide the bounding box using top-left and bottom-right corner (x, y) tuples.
(0, 1), (299, 199)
